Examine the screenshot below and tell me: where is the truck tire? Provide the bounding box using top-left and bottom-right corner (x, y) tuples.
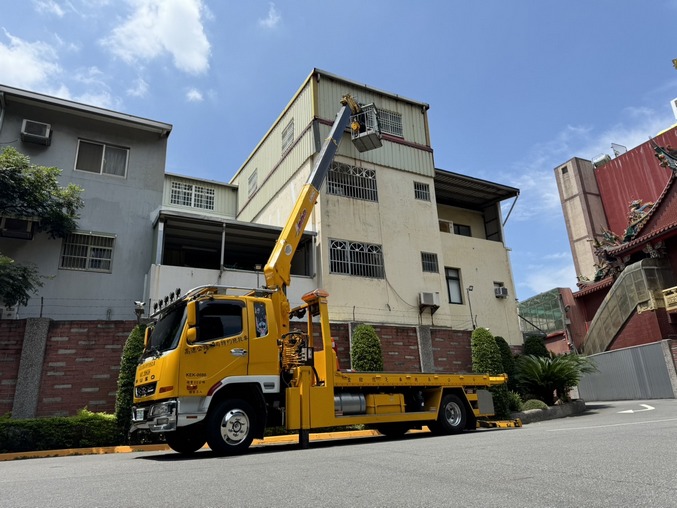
(165, 425), (206, 455)
(430, 394), (466, 435)
(206, 399), (256, 455)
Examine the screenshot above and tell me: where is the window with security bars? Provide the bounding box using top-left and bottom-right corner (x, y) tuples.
(378, 109), (403, 137)
(414, 182), (430, 201)
(326, 162), (378, 201)
(281, 119), (294, 154)
(60, 233), (115, 272)
(75, 140), (129, 177)
(170, 181), (215, 210)
(329, 239), (384, 278)
(421, 252), (439, 273)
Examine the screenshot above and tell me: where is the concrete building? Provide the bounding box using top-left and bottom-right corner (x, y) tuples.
(0, 84), (172, 321)
(228, 69), (522, 344)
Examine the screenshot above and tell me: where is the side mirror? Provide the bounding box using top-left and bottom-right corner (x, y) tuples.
(143, 327), (151, 349)
(186, 327), (197, 345)
(187, 301), (197, 328)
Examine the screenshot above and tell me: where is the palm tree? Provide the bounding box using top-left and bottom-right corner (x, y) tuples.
(515, 354), (597, 405)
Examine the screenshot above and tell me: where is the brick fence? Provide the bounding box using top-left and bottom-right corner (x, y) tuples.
(1, 319), (474, 418)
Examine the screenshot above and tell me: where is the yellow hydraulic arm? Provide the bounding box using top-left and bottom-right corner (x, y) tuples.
(263, 96), (361, 291)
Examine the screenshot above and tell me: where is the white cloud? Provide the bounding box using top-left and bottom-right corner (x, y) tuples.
(186, 88), (203, 102)
(259, 2), (281, 29)
(0, 30), (63, 92)
(504, 108), (674, 224)
(33, 0), (66, 17)
(127, 77), (149, 97)
(520, 262), (577, 297)
(101, 0), (210, 75)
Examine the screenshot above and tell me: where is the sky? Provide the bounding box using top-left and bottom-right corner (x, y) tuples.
(2, 0), (677, 302)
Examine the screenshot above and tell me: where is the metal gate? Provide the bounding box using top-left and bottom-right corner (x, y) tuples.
(578, 341), (677, 401)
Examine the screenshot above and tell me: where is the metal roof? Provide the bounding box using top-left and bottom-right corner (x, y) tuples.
(434, 169), (519, 210)
(0, 84), (172, 136)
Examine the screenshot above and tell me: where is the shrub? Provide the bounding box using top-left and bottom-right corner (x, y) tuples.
(516, 354), (597, 405)
(115, 324), (146, 441)
(506, 390), (523, 412)
(522, 399), (548, 411)
(351, 324), (384, 371)
(523, 335), (549, 357)
(471, 328), (511, 418)
(471, 327), (503, 375)
(495, 336), (517, 390)
(0, 409), (120, 453)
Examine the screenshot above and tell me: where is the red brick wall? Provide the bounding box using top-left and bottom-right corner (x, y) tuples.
(430, 328), (473, 373)
(374, 325), (421, 372)
(610, 309), (677, 351)
(0, 320), (27, 416)
(36, 320), (136, 417)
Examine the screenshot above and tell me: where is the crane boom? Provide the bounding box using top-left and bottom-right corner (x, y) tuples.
(263, 98), (357, 291)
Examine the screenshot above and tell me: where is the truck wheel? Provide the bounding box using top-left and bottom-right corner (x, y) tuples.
(431, 394), (466, 435)
(165, 425), (206, 455)
(206, 399), (256, 455)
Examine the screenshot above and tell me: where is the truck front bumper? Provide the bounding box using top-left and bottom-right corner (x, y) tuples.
(131, 400), (178, 433)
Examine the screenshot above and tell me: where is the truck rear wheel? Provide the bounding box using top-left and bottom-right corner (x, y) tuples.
(430, 394), (466, 435)
(206, 399), (256, 455)
(165, 425), (206, 455)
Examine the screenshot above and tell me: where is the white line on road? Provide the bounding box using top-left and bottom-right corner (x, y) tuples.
(618, 404), (655, 413)
(546, 417), (677, 432)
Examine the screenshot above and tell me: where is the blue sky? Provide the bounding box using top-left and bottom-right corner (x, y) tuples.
(2, 0), (677, 301)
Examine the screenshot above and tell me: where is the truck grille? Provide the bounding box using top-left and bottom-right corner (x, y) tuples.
(135, 382), (157, 398)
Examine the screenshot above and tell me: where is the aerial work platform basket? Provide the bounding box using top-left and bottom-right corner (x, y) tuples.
(350, 103), (382, 152)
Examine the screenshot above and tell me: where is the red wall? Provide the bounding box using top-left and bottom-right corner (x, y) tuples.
(610, 309), (677, 351)
(595, 128), (677, 236)
(431, 329), (472, 373)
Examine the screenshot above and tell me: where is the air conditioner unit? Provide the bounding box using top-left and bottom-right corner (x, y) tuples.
(419, 291), (440, 307)
(20, 119), (52, 146)
(0, 216), (36, 239)
(495, 287), (509, 298)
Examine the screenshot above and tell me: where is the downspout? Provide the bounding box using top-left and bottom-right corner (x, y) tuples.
(0, 92), (6, 135)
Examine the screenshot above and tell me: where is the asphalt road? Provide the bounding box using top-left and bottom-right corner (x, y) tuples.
(1, 399), (676, 508)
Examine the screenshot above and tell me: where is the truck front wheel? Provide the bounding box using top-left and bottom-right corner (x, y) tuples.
(430, 394), (466, 435)
(165, 425), (206, 454)
(206, 399), (256, 455)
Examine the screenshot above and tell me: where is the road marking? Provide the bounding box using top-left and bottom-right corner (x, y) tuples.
(618, 404), (655, 414)
(546, 417), (677, 432)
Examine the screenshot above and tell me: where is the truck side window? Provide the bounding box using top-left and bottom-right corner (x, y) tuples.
(197, 301), (244, 342)
(254, 302), (268, 337)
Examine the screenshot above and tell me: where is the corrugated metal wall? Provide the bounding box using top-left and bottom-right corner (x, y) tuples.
(578, 341), (677, 401)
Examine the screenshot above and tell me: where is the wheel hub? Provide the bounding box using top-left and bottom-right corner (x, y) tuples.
(221, 409), (250, 445)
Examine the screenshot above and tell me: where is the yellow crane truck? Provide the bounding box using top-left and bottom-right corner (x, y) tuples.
(130, 96), (510, 455)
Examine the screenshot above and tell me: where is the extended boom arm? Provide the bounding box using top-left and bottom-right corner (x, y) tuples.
(263, 96), (360, 291)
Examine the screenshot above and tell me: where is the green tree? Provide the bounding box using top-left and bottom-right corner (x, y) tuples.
(494, 336), (516, 390)
(0, 147), (83, 307)
(523, 334), (550, 357)
(515, 354), (597, 405)
(351, 324), (384, 371)
(115, 324), (146, 441)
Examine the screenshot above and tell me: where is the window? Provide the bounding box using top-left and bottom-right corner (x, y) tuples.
(248, 169), (258, 198)
(329, 239), (384, 278)
(378, 109), (403, 137)
(454, 223), (472, 237)
(326, 161), (378, 201)
(170, 181), (215, 210)
(445, 267), (462, 304)
(60, 233), (115, 272)
(414, 182), (430, 201)
(75, 140), (128, 177)
(282, 119), (294, 153)
(439, 220), (453, 233)
(561, 166), (569, 174)
(421, 252), (439, 273)
(196, 301), (244, 342)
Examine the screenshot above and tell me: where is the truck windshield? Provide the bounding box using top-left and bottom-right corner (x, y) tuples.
(145, 304), (186, 356)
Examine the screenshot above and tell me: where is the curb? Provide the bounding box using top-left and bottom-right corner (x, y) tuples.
(511, 399), (587, 424)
